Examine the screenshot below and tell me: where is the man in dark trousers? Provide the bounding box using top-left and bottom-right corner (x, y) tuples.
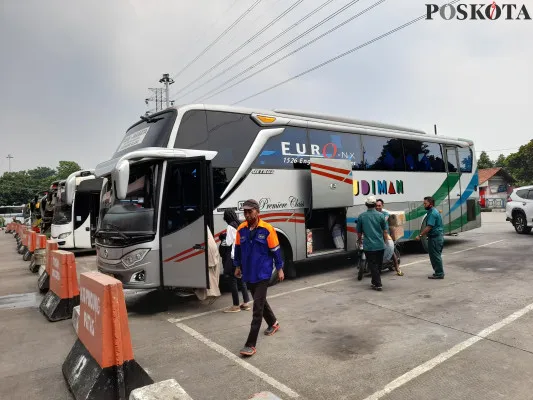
(416, 196), (445, 279)
(356, 196), (389, 291)
(234, 199), (284, 357)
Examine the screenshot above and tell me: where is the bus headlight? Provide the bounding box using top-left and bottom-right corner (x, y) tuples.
(58, 232), (71, 239)
(121, 248), (149, 268)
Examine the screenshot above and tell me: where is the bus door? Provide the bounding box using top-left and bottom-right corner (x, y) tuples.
(307, 158), (353, 254)
(89, 190), (101, 247)
(310, 158), (354, 209)
(160, 158), (214, 288)
(73, 192), (92, 249)
(444, 146), (464, 233)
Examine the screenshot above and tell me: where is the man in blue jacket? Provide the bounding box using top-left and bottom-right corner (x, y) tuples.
(234, 199), (284, 357)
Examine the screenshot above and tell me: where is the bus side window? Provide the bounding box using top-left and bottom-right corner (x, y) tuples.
(164, 163), (203, 235)
(457, 148), (473, 173)
(403, 140), (446, 172)
(361, 135), (404, 171)
(446, 148), (459, 173)
(174, 110), (208, 149)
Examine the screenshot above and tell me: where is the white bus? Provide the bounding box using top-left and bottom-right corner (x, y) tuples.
(51, 170), (104, 249)
(0, 205), (26, 225)
(94, 105), (480, 290)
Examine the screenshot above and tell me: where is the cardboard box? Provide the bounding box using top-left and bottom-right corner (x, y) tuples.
(389, 225), (405, 241)
(387, 211), (406, 227)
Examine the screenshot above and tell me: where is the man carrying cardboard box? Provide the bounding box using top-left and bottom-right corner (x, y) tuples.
(376, 199), (403, 276)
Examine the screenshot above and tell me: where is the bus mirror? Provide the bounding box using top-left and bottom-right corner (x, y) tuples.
(114, 160), (130, 200)
(65, 175), (77, 205)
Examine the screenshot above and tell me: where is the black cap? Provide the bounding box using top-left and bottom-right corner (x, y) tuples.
(242, 199), (260, 210)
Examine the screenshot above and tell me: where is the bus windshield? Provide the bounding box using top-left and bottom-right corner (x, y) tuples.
(112, 110), (177, 160)
(52, 204), (72, 225)
(98, 161), (159, 242)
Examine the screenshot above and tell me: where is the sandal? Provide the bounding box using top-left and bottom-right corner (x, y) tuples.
(396, 270), (404, 276)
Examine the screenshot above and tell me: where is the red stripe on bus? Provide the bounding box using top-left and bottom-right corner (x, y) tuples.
(263, 218), (305, 224)
(347, 227), (357, 233)
(163, 247), (196, 263)
(164, 229), (225, 262)
(261, 212), (305, 218)
(174, 250), (205, 263)
(310, 162), (351, 175)
(311, 169), (353, 185)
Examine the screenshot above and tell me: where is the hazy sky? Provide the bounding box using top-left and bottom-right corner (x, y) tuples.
(1, 0), (531, 174)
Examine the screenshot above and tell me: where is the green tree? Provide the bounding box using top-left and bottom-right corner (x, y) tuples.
(494, 154), (507, 168)
(56, 161), (81, 180)
(0, 161), (82, 206)
(0, 171), (37, 205)
(27, 166), (56, 181)
(477, 151), (494, 169)
(505, 140), (533, 186)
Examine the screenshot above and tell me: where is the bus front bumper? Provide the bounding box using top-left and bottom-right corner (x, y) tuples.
(96, 251), (161, 289)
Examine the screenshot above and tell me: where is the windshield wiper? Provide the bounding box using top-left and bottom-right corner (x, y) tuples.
(97, 223), (130, 242)
(139, 115), (164, 123)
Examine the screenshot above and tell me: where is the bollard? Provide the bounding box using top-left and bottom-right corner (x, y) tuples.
(23, 230), (37, 261)
(63, 271), (153, 400)
(39, 250), (80, 321)
(29, 234), (47, 273)
(17, 228), (28, 254)
(38, 240), (58, 293)
(16, 225), (24, 243)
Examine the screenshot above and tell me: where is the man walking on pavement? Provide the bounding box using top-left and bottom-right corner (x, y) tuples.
(416, 196), (445, 279)
(357, 196), (389, 291)
(233, 199), (284, 357)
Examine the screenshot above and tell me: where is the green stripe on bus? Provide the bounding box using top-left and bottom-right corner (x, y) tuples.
(409, 208), (481, 240)
(405, 174), (461, 222)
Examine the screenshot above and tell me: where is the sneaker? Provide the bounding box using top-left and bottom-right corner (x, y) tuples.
(240, 346), (256, 357)
(264, 322), (280, 336)
(240, 303), (251, 311)
(371, 284), (383, 291)
(428, 275), (444, 279)
(224, 306), (241, 313)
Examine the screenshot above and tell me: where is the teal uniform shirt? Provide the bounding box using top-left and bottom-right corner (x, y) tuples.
(357, 209), (387, 251)
(426, 207), (444, 237)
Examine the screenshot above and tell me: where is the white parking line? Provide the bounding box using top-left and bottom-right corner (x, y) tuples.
(362, 300), (533, 400)
(172, 321), (299, 399)
(449, 239), (504, 254)
(167, 239), (505, 324)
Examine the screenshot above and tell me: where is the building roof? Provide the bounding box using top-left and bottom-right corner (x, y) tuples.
(478, 167), (515, 184)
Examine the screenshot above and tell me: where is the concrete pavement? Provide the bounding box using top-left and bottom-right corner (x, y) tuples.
(1, 212), (532, 399)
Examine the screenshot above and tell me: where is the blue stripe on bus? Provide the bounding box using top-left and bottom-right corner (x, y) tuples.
(446, 170), (478, 216)
(346, 217), (358, 224)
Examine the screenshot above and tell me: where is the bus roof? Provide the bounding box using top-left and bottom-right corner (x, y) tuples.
(170, 104), (473, 147)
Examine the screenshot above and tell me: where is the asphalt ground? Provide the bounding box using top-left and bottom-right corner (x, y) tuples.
(1, 212), (532, 400)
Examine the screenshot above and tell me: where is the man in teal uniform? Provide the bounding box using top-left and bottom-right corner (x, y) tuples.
(416, 196), (445, 279)
(357, 196), (389, 291)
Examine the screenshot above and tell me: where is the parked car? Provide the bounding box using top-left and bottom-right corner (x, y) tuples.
(506, 185), (533, 234)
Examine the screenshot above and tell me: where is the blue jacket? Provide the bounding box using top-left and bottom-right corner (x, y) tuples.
(233, 219), (283, 284)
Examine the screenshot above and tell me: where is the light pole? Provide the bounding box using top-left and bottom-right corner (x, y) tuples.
(159, 73), (175, 109)
(6, 154), (13, 172)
